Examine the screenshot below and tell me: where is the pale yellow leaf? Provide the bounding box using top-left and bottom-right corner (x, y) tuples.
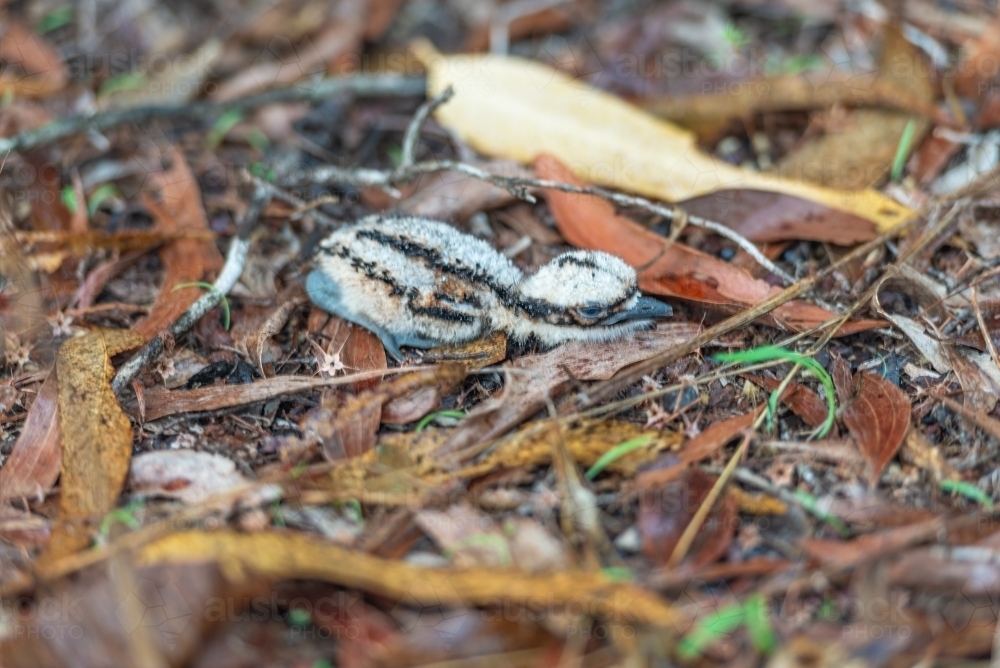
(413, 42), (913, 232)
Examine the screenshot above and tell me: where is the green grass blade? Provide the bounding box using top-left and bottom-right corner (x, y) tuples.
(584, 434), (655, 480)
(714, 345), (835, 438)
(890, 119), (917, 183)
(940, 479), (994, 508)
(678, 603), (746, 659)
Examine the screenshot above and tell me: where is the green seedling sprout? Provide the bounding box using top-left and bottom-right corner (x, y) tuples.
(206, 109), (245, 149)
(87, 183), (120, 216)
(679, 595), (776, 658)
(416, 409), (465, 431)
(171, 281), (230, 330)
(891, 119), (917, 183)
(714, 345), (836, 439)
(585, 434), (655, 480)
(97, 499), (143, 542)
(940, 479), (994, 509)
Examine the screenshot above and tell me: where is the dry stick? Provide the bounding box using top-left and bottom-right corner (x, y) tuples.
(667, 430), (753, 567)
(297, 159), (795, 284)
(396, 85), (454, 171)
(972, 285), (1000, 374)
(0, 75), (426, 156)
(110, 183), (271, 395)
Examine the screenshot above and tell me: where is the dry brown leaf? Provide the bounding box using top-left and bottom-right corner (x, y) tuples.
(0, 372), (60, 500)
(242, 292), (307, 374)
(0, 503), (50, 547)
(744, 373), (829, 428)
(645, 72), (946, 128)
(381, 386), (440, 425)
(43, 328), (145, 561)
(400, 160), (530, 221)
(639, 468), (736, 568)
(315, 317), (388, 458)
(134, 147), (223, 338)
(302, 365), (466, 461)
(135, 529), (679, 627)
(0, 20), (68, 98)
(775, 27), (934, 190)
(439, 322), (705, 456)
(535, 154), (883, 335)
(413, 41), (912, 232)
(839, 372), (911, 485)
(679, 189), (876, 245)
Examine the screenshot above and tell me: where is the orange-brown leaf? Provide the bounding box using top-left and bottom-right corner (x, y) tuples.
(840, 372), (911, 484)
(134, 147), (223, 337)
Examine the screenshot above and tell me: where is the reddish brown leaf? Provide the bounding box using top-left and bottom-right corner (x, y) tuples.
(134, 147), (223, 338)
(745, 373), (829, 428)
(534, 153), (882, 336)
(840, 372), (911, 484)
(638, 468), (736, 568)
(0, 372), (60, 500)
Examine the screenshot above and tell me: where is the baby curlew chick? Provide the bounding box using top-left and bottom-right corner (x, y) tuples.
(306, 214), (672, 360)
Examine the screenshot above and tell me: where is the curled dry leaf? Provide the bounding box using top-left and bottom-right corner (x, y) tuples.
(839, 371), (911, 485)
(136, 529), (679, 627)
(242, 291), (307, 374)
(535, 154), (883, 335)
(0, 372), (60, 500)
(43, 328), (146, 561)
(413, 41), (912, 232)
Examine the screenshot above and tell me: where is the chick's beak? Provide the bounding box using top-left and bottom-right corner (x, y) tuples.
(601, 296), (673, 325)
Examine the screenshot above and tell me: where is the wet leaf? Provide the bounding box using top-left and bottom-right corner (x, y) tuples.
(839, 372), (911, 485)
(413, 41), (912, 232)
(43, 328), (145, 560)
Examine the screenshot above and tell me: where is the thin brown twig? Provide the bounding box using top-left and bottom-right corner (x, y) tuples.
(667, 430), (752, 567)
(972, 285), (1000, 374)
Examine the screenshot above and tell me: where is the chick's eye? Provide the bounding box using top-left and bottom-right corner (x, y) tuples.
(576, 306), (604, 319)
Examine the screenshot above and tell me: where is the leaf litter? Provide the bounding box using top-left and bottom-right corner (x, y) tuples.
(6, 3), (1000, 665)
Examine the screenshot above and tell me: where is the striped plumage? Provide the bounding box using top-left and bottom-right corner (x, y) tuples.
(306, 215), (672, 360)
